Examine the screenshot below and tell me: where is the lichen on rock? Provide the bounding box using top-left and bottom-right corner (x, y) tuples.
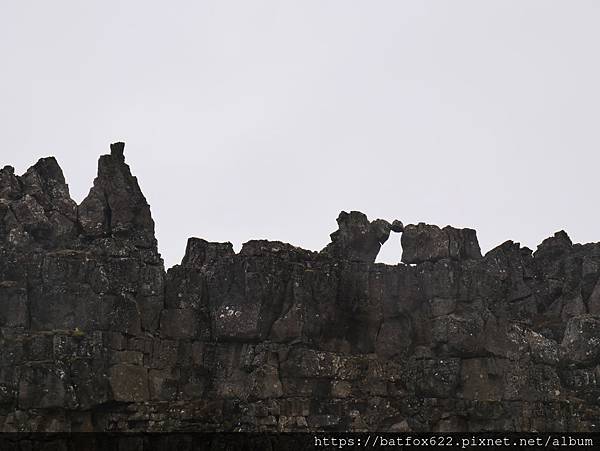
(1, 143), (600, 432)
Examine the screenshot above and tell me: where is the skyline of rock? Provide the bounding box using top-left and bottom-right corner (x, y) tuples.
(1, 143), (599, 432)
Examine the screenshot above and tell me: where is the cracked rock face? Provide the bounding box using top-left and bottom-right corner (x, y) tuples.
(79, 142), (156, 248)
(321, 211), (395, 262)
(1, 143), (600, 432)
(401, 222), (482, 264)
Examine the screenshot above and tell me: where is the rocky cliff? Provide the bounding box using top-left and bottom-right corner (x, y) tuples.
(1, 143), (599, 432)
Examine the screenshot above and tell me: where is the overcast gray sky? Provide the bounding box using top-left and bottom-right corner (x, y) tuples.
(2, 1), (599, 268)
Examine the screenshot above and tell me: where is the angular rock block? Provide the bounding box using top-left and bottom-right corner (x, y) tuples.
(401, 223), (481, 264)
(2, 143), (600, 433)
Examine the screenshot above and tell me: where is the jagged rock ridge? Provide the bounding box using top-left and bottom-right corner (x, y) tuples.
(0, 143), (599, 432)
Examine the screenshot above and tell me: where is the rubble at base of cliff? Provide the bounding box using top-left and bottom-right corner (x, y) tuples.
(1, 143), (600, 432)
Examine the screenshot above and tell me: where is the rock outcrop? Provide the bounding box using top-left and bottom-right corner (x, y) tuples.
(321, 211), (400, 263)
(1, 143), (600, 432)
(401, 223), (481, 264)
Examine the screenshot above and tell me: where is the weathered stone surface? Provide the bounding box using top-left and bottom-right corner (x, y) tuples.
(108, 363), (149, 402)
(21, 157), (78, 225)
(401, 223), (481, 264)
(0, 157), (78, 247)
(3, 143), (600, 432)
(0, 166), (21, 201)
(18, 363), (76, 410)
(560, 315), (600, 366)
(0, 285), (28, 328)
(182, 237), (235, 268)
(159, 308), (199, 339)
(321, 211), (394, 262)
(391, 219), (404, 233)
(79, 142), (156, 248)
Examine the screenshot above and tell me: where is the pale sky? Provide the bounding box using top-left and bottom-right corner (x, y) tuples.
(2, 1), (599, 268)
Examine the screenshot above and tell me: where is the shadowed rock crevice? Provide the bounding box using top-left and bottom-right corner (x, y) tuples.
(1, 143), (600, 432)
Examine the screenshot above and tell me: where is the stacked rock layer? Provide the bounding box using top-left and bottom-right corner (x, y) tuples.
(0, 144), (599, 432)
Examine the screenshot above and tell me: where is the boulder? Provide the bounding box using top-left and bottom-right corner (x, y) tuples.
(401, 223), (481, 264)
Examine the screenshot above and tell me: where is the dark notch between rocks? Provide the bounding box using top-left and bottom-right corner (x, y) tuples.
(319, 211), (482, 264)
(3, 141), (600, 433)
(0, 141), (505, 266)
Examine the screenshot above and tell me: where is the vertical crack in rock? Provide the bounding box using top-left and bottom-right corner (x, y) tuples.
(1, 143), (600, 432)
(79, 142), (156, 249)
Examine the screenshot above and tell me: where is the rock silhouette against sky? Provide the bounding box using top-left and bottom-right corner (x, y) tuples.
(0, 144), (599, 432)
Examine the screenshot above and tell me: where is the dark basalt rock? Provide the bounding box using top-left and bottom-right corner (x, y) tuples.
(0, 157), (78, 246)
(401, 222), (482, 264)
(79, 142), (156, 248)
(181, 237), (235, 268)
(321, 211), (397, 262)
(2, 143), (600, 432)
